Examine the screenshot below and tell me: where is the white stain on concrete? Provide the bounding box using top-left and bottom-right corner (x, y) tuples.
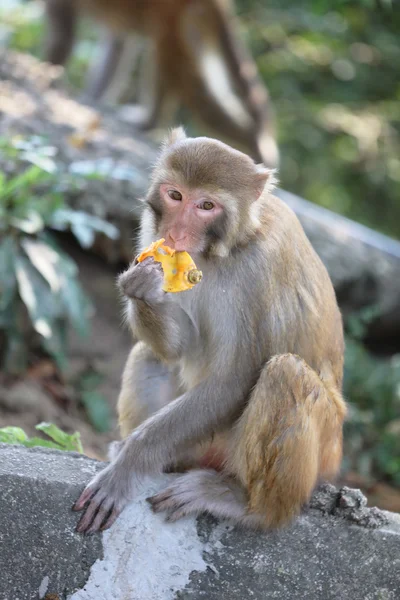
(68, 475), (209, 600)
(38, 575), (49, 599)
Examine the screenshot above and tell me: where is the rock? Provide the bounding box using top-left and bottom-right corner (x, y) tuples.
(1, 50), (400, 340)
(0, 444), (103, 600)
(1, 445), (400, 600)
(277, 189), (400, 341)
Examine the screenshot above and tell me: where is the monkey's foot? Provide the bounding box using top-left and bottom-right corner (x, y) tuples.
(147, 469), (248, 523)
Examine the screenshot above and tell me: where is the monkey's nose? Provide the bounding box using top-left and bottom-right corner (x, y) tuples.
(168, 234), (187, 250)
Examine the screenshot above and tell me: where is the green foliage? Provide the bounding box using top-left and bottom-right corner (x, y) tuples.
(343, 308), (400, 485)
(235, 0), (400, 239)
(0, 135), (119, 373)
(3, 1), (399, 237)
(0, 422), (83, 453)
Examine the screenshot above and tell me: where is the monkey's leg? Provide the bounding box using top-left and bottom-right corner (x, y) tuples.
(230, 353), (346, 527)
(148, 469), (261, 526)
(149, 353), (345, 528)
(44, 0), (77, 65)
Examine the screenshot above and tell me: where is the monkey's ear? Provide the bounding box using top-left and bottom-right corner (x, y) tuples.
(254, 165), (277, 198)
(162, 126), (187, 148)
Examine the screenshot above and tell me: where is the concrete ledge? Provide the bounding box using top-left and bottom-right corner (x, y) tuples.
(1, 444), (399, 600)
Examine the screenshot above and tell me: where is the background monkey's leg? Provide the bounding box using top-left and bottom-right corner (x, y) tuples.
(84, 30), (128, 101)
(98, 35), (145, 105)
(118, 42), (178, 130)
(44, 0), (77, 66)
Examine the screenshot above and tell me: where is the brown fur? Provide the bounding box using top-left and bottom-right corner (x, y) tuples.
(116, 132), (347, 528)
(228, 354), (346, 527)
(73, 130), (345, 533)
(43, 0), (278, 166)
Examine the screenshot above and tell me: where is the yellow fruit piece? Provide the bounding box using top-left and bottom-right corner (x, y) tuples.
(136, 238), (203, 293)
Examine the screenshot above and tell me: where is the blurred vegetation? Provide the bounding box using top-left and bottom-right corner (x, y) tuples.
(343, 309), (400, 486)
(0, 422), (83, 452)
(235, 0), (400, 240)
(0, 135), (118, 374)
(1, 0), (399, 238)
(0, 136), (115, 433)
(0, 0), (399, 484)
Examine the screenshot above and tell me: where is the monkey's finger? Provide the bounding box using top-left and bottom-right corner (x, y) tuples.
(147, 492), (185, 514)
(76, 495), (104, 533)
(72, 486), (97, 511)
(146, 488), (174, 505)
(146, 493), (169, 510)
(85, 502), (114, 534)
(100, 507), (121, 531)
(165, 507), (191, 522)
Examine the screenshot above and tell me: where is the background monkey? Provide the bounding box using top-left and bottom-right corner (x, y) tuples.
(73, 127), (346, 533)
(43, 0), (279, 167)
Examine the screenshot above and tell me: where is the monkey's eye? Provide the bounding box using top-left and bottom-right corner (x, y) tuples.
(201, 201), (214, 211)
(168, 190), (182, 201)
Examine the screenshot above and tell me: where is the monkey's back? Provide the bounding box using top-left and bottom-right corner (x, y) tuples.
(174, 194), (343, 401)
(257, 195), (344, 391)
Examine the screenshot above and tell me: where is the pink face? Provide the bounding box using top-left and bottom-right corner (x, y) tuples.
(158, 183), (223, 253)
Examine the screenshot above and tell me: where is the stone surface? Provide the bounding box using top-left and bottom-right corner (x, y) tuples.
(0, 444), (103, 600)
(1, 445), (400, 600)
(278, 189), (400, 339)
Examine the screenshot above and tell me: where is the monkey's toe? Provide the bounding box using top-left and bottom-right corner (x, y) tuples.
(146, 484), (200, 522)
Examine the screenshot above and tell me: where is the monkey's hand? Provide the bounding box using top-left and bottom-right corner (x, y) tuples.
(72, 462), (134, 534)
(118, 256), (165, 305)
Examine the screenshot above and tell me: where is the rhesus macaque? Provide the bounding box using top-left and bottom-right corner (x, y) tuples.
(73, 127), (346, 534)
(43, 0), (279, 167)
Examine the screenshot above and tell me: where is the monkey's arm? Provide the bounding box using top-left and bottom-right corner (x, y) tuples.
(73, 368), (251, 533)
(119, 256), (197, 360)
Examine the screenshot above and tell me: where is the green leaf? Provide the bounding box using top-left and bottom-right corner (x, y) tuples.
(9, 210), (44, 234)
(40, 234), (93, 336)
(81, 390), (111, 433)
(50, 208), (119, 249)
(35, 422), (83, 452)
(0, 171), (6, 193)
(15, 252), (61, 339)
(2, 165), (49, 199)
(42, 319), (68, 371)
(0, 423), (83, 452)
(0, 426), (28, 444)
(22, 437), (65, 450)
(21, 238), (63, 293)
(0, 236), (18, 313)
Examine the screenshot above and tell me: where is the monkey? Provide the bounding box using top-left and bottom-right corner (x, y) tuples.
(72, 127), (346, 534)
(42, 0), (279, 167)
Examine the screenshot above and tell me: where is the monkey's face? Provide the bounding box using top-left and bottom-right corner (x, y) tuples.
(145, 129), (276, 257)
(156, 182), (227, 254)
